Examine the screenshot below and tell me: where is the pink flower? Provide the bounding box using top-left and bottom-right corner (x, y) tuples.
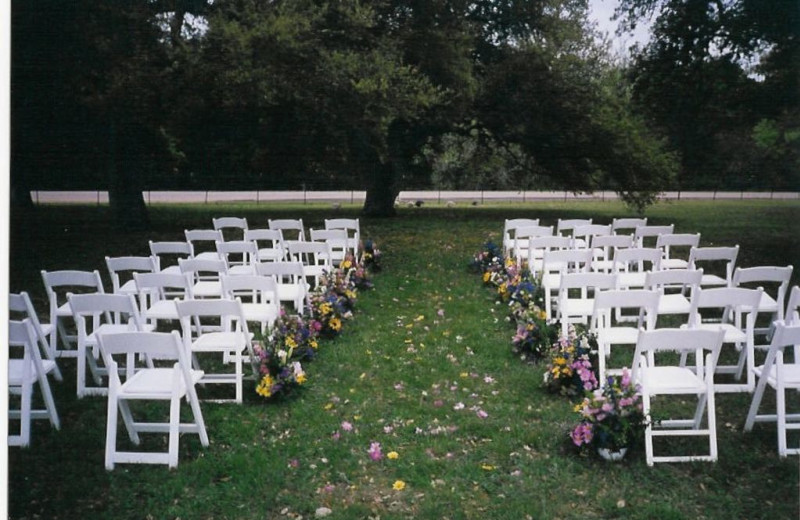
(341, 421), (353, 431)
(332, 431), (340, 441)
(368, 442), (383, 461)
(476, 410), (489, 419)
(437, 309), (445, 317)
(433, 399), (444, 407)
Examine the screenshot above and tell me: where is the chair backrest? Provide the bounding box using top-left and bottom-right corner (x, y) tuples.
(573, 224), (612, 248)
(633, 224), (675, 247)
(68, 292), (142, 323)
(324, 218), (360, 254)
(215, 240), (258, 270)
(212, 217), (248, 241)
(656, 233), (701, 249)
(762, 320), (800, 367)
(611, 217), (647, 235)
(222, 274), (279, 307)
(105, 256), (157, 293)
(8, 320), (51, 401)
(556, 219), (592, 237)
(612, 247), (663, 273)
(256, 261), (306, 282)
(542, 248), (593, 274)
(786, 286), (800, 324)
(185, 229), (224, 255)
(97, 330), (190, 383)
(503, 218), (539, 246)
(688, 246), (740, 285)
(10, 292), (55, 358)
(149, 241), (194, 271)
(286, 240), (332, 267)
(645, 268), (703, 291)
(592, 234), (634, 250)
(733, 265), (793, 321)
(310, 228), (350, 258)
(178, 258), (228, 281)
(269, 219), (305, 241)
(41, 269), (105, 317)
(176, 297), (250, 339)
(631, 328), (725, 384)
(133, 272), (193, 311)
(688, 286), (763, 327)
(591, 289), (661, 330)
(513, 225), (554, 264)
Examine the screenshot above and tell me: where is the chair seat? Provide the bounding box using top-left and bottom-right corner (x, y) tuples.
(598, 327), (640, 346)
(8, 359), (58, 385)
(661, 259), (689, 270)
(744, 292), (779, 314)
(159, 265), (183, 275)
(192, 281), (223, 297)
(639, 367), (706, 394)
(658, 294), (692, 315)
(116, 280), (138, 295)
(617, 272), (647, 288)
(119, 367), (204, 399)
(701, 274), (728, 287)
(194, 252), (220, 262)
(257, 249), (283, 262)
(144, 301), (179, 321)
(192, 332), (248, 353)
(694, 323), (747, 343)
(753, 363), (800, 388)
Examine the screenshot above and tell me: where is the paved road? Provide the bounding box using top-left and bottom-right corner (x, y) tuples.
(30, 190), (800, 205)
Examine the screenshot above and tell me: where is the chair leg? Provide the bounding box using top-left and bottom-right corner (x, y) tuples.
(168, 395), (181, 469)
(38, 373), (60, 430)
(777, 378), (787, 457)
(744, 373), (769, 431)
(118, 399), (140, 445)
(692, 393), (707, 429)
(105, 390), (119, 470)
(19, 382), (33, 448)
(706, 385), (718, 462)
(643, 391), (654, 466)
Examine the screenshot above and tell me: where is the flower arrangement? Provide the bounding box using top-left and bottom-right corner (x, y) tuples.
(361, 239), (382, 272)
(269, 310), (320, 361)
(339, 253), (372, 292)
(543, 326), (599, 398)
(253, 340), (308, 400)
(308, 287), (352, 339)
(470, 241), (504, 274)
(511, 318), (559, 361)
(570, 369), (646, 453)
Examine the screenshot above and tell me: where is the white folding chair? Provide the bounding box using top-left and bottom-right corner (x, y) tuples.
(255, 261), (309, 313)
(733, 265), (793, 342)
(502, 218), (539, 258)
(645, 268), (703, 320)
(526, 235), (572, 276)
(785, 286), (800, 362)
(686, 286), (763, 393)
(41, 269), (105, 360)
(9, 292), (63, 380)
(632, 328), (725, 465)
(611, 247), (662, 289)
(176, 298), (256, 404)
(149, 240), (194, 275)
(269, 218), (305, 242)
(178, 258), (228, 298)
(215, 240), (258, 276)
(634, 224), (675, 248)
(184, 229), (224, 261)
(68, 293), (150, 398)
(134, 272), (194, 328)
(656, 233), (701, 270)
(244, 229), (285, 263)
(514, 225), (554, 267)
(557, 272), (617, 336)
(745, 320), (800, 457)
(8, 319), (61, 447)
(688, 246), (739, 288)
(105, 256), (157, 297)
(590, 234), (635, 273)
(212, 217), (248, 241)
(310, 228), (349, 264)
(222, 274), (280, 335)
(98, 330), (209, 469)
(611, 217), (647, 235)
(541, 248), (593, 320)
(591, 289), (661, 384)
(572, 224), (612, 250)
(324, 218), (360, 257)
(286, 240), (333, 288)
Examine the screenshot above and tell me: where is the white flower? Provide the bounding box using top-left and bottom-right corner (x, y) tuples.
(453, 402), (465, 410)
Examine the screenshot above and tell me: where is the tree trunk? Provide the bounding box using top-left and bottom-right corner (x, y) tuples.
(362, 171), (399, 217)
(107, 121), (150, 231)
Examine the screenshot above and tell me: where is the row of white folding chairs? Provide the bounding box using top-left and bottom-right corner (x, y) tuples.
(205, 217), (360, 255)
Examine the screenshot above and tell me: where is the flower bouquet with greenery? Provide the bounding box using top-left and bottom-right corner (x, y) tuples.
(308, 286), (352, 339)
(253, 340), (308, 401)
(361, 239), (382, 272)
(470, 240), (504, 274)
(269, 309), (320, 361)
(339, 253), (372, 291)
(543, 325), (599, 398)
(570, 369), (646, 453)
(511, 317), (559, 361)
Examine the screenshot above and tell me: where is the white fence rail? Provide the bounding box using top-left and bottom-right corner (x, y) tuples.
(30, 190), (800, 205)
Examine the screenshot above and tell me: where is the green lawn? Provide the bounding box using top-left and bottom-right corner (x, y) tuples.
(8, 200), (800, 519)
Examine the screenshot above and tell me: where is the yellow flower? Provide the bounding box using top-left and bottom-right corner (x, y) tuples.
(256, 374), (273, 397)
(319, 303), (332, 316)
(324, 403), (334, 410)
(481, 464), (495, 471)
(392, 480), (406, 491)
(296, 373), (307, 385)
(310, 340), (319, 350)
(482, 272), (490, 283)
(285, 336), (297, 349)
(330, 317), (342, 331)
(387, 451), (399, 460)
(340, 260), (352, 269)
